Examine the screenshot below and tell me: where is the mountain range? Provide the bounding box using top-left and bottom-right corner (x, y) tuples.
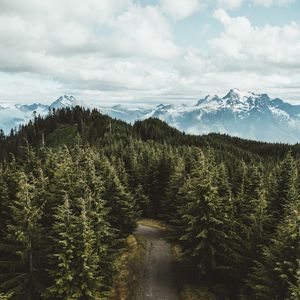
(1, 89), (300, 143)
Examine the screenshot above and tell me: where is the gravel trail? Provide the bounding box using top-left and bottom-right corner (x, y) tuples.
(133, 224), (180, 300)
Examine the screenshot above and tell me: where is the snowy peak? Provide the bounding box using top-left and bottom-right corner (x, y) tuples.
(50, 95), (82, 110)
(223, 88), (255, 101)
(196, 95), (220, 106)
(0, 90), (300, 143)
(0, 95), (84, 134)
(194, 89), (281, 114)
(156, 104), (175, 111)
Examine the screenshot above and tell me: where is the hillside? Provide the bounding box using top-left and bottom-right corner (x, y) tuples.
(1, 106), (299, 163)
(0, 107), (300, 299)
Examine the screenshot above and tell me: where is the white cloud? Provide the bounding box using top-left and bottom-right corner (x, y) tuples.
(107, 6), (179, 59)
(160, 0), (202, 20)
(251, 0), (295, 7)
(0, 0), (179, 89)
(211, 9), (300, 69)
(217, 0), (245, 10)
(0, 0), (299, 106)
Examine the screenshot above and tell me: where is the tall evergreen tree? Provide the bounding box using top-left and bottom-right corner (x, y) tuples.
(45, 194), (77, 299)
(133, 184), (149, 218)
(103, 165), (137, 237)
(176, 153), (226, 277)
(162, 155), (185, 222)
(74, 197), (102, 299)
(0, 172), (45, 299)
(244, 196), (300, 299)
(273, 151), (298, 217)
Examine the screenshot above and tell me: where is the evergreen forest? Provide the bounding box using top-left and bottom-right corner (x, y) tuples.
(0, 106), (300, 299)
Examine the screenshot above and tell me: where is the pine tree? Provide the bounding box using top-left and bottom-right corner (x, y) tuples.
(0, 169), (9, 241)
(83, 185), (115, 291)
(232, 160), (247, 199)
(244, 164), (270, 244)
(176, 154), (226, 277)
(45, 194), (78, 299)
(215, 163), (233, 220)
(162, 155), (185, 222)
(74, 197), (102, 299)
(244, 197), (300, 299)
(288, 260), (300, 300)
(103, 165), (137, 237)
(273, 151), (298, 217)
(232, 164), (270, 296)
(0, 172), (44, 299)
(133, 184), (149, 218)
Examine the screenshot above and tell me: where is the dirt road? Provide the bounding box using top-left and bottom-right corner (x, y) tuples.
(133, 224), (180, 300)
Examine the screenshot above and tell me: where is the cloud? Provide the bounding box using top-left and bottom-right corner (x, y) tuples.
(216, 0), (295, 9)
(0, 0), (299, 105)
(217, 0), (245, 10)
(106, 6), (179, 59)
(251, 0), (295, 7)
(0, 0), (179, 86)
(160, 0), (202, 20)
(212, 9), (300, 70)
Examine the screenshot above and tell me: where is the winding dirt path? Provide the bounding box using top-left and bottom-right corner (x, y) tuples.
(133, 224), (180, 300)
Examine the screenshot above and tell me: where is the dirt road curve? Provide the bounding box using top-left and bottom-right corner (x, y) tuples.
(133, 224), (180, 300)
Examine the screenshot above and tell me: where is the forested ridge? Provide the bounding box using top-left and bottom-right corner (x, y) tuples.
(0, 106), (300, 299)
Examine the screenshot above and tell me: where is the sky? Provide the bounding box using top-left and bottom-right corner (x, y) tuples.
(0, 0), (300, 106)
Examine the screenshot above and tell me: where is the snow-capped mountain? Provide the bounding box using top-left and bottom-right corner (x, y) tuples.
(1, 90), (300, 143)
(0, 95), (79, 133)
(50, 95), (84, 110)
(144, 89), (300, 143)
(103, 88), (300, 143)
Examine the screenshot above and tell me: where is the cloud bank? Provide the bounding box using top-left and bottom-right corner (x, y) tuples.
(0, 0), (299, 105)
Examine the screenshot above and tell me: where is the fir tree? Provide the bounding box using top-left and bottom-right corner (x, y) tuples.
(45, 194), (77, 299)
(162, 155), (185, 222)
(288, 260), (300, 300)
(84, 186), (115, 290)
(0, 169), (9, 240)
(244, 197), (300, 299)
(133, 184), (149, 218)
(74, 197), (102, 299)
(176, 154), (226, 277)
(103, 165), (137, 237)
(0, 172), (44, 299)
(273, 151), (298, 217)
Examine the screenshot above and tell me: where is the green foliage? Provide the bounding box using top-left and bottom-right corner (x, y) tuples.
(0, 106), (300, 299)
(288, 260), (300, 300)
(45, 194), (77, 299)
(175, 153), (227, 276)
(243, 186), (300, 299)
(0, 172), (45, 299)
(272, 151), (298, 217)
(45, 124), (78, 148)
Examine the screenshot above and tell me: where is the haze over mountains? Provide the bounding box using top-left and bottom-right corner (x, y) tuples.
(1, 89), (300, 143)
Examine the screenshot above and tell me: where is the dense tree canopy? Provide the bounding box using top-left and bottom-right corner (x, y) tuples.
(0, 106), (299, 299)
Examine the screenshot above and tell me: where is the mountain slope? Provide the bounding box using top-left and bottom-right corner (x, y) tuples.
(1, 89), (300, 143)
(0, 95), (78, 133)
(2, 106), (299, 164)
(145, 89), (300, 143)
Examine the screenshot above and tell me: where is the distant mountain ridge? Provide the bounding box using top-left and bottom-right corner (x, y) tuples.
(1, 90), (300, 143)
(0, 95), (80, 134)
